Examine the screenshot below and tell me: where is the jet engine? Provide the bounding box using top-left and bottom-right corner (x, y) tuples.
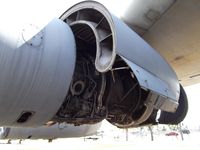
(0, 1), (187, 128)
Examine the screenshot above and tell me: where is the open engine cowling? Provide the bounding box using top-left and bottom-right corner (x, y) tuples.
(54, 1), (182, 127)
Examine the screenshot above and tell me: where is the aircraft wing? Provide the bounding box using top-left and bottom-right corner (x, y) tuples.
(119, 0), (200, 86)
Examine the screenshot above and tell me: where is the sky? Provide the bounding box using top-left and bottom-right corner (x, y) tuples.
(0, 0), (199, 129)
(0, 0), (132, 26)
(184, 83), (200, 129)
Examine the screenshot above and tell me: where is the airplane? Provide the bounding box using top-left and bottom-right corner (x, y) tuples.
(0, 0), (191, 139)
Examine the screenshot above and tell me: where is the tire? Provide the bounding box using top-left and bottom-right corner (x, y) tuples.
(159, 84), (188, 125)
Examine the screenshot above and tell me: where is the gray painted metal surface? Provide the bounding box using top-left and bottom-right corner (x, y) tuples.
(60, 1), (179, 112)
(0, 18), (76, 126)
(0, 122), (101, 140)
(121, 0), (176, 35)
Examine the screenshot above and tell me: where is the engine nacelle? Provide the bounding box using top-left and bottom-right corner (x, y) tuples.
(0, 1), (187, 128)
